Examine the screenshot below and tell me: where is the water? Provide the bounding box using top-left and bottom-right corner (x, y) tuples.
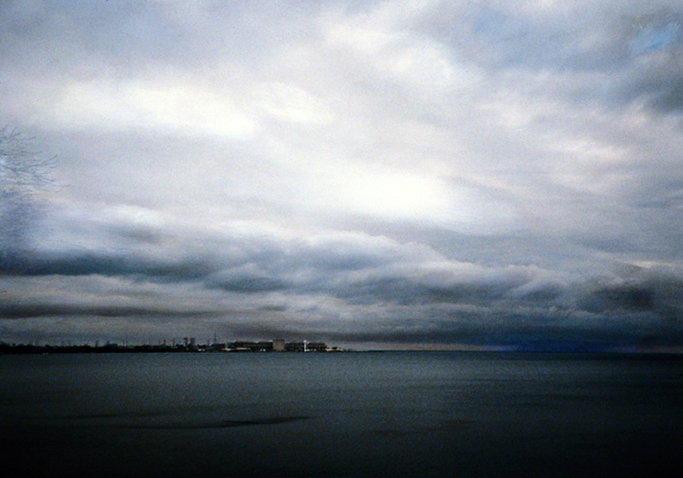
(1, 352), (682, 477)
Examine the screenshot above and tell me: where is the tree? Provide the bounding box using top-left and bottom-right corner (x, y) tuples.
(0, 127), (54, 272)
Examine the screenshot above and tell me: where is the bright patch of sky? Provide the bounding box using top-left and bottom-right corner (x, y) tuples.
(49, 78), (257, 139)
(631, 21), (680, 54)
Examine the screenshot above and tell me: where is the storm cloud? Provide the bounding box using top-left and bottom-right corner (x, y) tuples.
(1, 0), (682, 350)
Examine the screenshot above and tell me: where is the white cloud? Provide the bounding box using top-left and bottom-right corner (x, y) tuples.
(324, 15), (481, 92)
(253, 82), (334, 124)
(46, 77), (257, 139)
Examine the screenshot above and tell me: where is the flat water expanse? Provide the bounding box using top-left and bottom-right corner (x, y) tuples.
(1, 352), (682, 477)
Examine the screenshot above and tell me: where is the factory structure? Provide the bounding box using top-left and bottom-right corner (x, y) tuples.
(219, 339), (333, 353)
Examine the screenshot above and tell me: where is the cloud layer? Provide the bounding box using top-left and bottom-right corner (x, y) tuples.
(1, 0), (682, 350)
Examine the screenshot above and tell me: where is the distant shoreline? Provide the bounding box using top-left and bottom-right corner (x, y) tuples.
(0, 340), (345, 355)
(2, 342), (682, 356)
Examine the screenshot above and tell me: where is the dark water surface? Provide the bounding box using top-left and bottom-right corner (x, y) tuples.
(1, 352), (682, 477)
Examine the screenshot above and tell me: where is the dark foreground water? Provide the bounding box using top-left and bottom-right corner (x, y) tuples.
(1, 352), (682, 478)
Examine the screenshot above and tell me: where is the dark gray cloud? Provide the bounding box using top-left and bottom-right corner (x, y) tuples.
(0, 302), (214, 320)
(3, 212), (682, 349)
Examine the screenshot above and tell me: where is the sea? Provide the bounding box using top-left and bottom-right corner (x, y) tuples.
(1, 351), (682, 478)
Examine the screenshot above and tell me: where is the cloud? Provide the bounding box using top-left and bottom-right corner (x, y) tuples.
(57, 215), (676, 321)
(254, 82), (334, 124)
(1, 1), (683, 349)
(43, 77), (257, 139)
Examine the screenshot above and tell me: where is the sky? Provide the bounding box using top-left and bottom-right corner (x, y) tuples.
(1, 0), (683, 351)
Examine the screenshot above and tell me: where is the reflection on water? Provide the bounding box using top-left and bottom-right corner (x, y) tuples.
(125, 416), (312, 430)
(1, 352), (682, 477)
